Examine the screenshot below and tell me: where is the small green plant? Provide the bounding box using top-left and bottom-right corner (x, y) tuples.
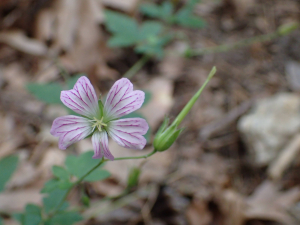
(104, 0), (206, 77)
(7, 67), (216, 225)
(140, 0), (206, 28)
(0, 155), (19, 192)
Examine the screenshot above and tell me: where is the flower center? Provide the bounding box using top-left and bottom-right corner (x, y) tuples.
(91, 117), (107, 132)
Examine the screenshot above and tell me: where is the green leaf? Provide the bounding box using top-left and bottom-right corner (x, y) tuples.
(121, 112), (151, 143)
(175, 11), (206, 28)
(45, 211), (82, 225)
(105, 10), (139, 47)
(52, 166), (70, 180)
(0, 218), (3, 225)
(84, 169), (110, 182)
(13, 213), (24, 224)
(0, 155), (18, 192)
(65, 151), (110, 182)
(160, 1), (174, 21)
(41, 179), (60, 193)
(139, 3), (161, 18)
(138, 21), (163, 41)
(43, 189), (68, 213)
(65, 151), (99, 178)
(26, 83), (62, 104)
(23, 204), (42, 225)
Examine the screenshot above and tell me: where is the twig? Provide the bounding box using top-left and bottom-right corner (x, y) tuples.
(186, 22), (299, 57)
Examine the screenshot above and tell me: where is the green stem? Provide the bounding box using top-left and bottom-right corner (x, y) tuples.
(105, 149), (157, 161)
(186, 22), (299, 57)
(123, 54), (151, 79)
(47, 158), (105, 218)
(172, 66), (216, 126)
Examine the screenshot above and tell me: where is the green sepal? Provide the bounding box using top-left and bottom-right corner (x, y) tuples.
(153, 123), (184, 152)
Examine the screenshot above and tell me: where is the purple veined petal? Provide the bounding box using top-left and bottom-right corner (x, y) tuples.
(61, 76), (100, 118)
(104, 78), (145, 120)
(92, 131), (114, 160)
(50, 115), (93, 150)
(107, 118), (149, 150)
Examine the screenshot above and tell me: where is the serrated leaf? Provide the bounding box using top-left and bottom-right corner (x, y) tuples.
(139, 3), (161, 18)
(105, 10), (139, 47)
(139, 21), (163, 41)
(175, 10), (206, 28)
(0, 155), (18, 192)
(65, 151), (110, 182)
(26, 83), (62, 104)
(52, 166), (70, 180)
(84, 169), (110, 182)
(43, 189), (68, 213)
(41, 179), (60, 193)
(65, 151), (99, 178)
(108, 35), (138, 47)
(23, 204), (42, 225)
(45, 211), (82, 225)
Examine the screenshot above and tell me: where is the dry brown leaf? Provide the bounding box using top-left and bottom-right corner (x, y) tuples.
(0, 30), (48, 56)
(245, 181), (300, 224)
(139, 77), (174, 128)
(186, 198), (212, 225)
(102, 0), (139, 12)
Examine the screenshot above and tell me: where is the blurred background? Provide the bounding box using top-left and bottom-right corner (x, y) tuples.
(0, 0), (300, 224)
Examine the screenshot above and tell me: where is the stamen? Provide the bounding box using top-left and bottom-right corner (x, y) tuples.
(91, 117), (107, 132)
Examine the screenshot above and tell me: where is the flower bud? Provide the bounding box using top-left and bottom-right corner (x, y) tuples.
(153, 67), (217, 152)
(153, 119), (184, 152)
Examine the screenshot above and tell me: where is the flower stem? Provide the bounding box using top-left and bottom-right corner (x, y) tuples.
(186, 22), (299, 57)
(106, 149), (157, 161)
(123, 54), (151, 79)
(171, 66), (216, 127)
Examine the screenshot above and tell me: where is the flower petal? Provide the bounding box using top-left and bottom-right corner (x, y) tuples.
(61, 76), (99, 118)
(50, 115), (93, 150)
(104, 78), (144, 120)
(108, 118), (149, 150)
(92, 131), (114, 160)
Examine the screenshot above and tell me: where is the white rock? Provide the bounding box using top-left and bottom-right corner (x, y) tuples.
(238, 93), (300, 165)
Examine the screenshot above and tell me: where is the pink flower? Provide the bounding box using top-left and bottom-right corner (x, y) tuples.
(50, 76), (149, 160)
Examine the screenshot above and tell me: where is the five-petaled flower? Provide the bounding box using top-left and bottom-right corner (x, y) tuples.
(50, 76), (149, 160)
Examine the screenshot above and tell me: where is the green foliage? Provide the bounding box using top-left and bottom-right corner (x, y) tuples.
(140, 0), (206, 28)
(0, 218), (3, 225)
(0, 155), (18, 192)
(104, 10), (169, 57)
(14, 204), (42, 225)
(45, 211), (82, 225)
(65, 151), (110, 182)
(43, 189), (69, 213)
(52, 166), (70, 180)
(26, 74), (83, 105)
(121, 112), (151, 143)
